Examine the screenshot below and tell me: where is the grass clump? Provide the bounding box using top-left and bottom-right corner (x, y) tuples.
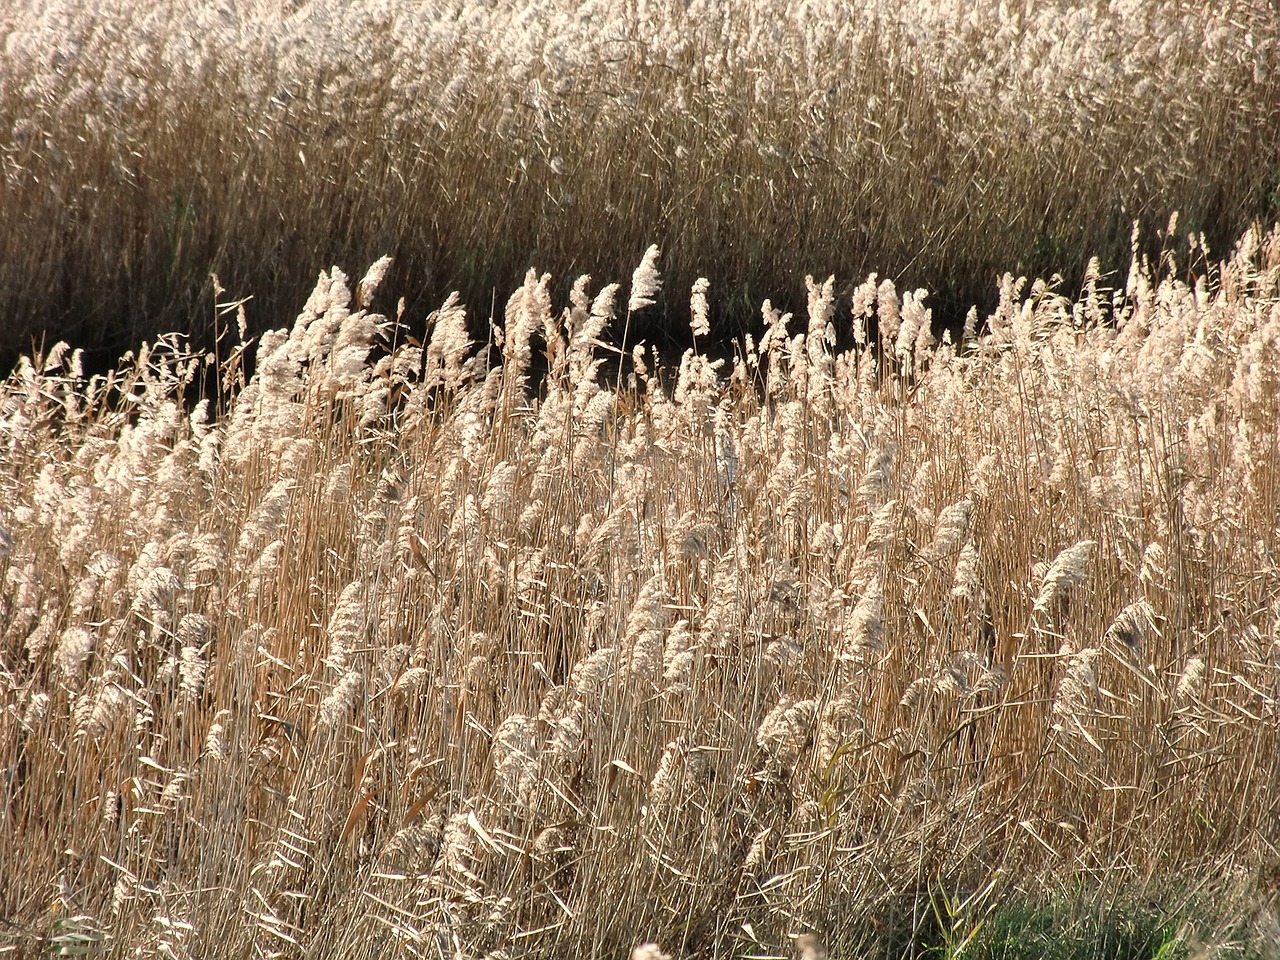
(2, 222), (1280, 957)
(2, 0), (1279, 367)
(891, 874), (1280, 960)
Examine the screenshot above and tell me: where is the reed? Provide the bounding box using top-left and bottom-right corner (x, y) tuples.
(2, 221), (1279, 957)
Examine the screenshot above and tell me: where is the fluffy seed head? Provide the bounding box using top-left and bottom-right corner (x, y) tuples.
(1034, 540), (1096, 615)
(628, 244), (662, 314)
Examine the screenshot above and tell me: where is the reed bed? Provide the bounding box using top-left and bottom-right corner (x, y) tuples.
(3, 0), (1279, 366)
(2, 222), (1280, 958)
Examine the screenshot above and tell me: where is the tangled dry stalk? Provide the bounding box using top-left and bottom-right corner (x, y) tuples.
(2, 220), (1279, 957)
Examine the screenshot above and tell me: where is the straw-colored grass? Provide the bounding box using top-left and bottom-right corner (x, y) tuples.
(2, 220), (1279, 958)
(2, 0), (1279, 364)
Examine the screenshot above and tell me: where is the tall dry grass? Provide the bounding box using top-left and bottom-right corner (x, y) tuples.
(2, 0), (1279, 366)
(2, 221), (1279, 958)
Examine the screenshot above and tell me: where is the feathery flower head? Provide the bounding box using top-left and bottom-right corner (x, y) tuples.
(628, 244), (662, 314)
(690, 277), (711, 338)
(1034, 540), (1096, 615)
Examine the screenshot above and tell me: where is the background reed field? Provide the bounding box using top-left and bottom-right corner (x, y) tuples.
(2, 222), (1280, 957)
(2, 0), (1280, 369)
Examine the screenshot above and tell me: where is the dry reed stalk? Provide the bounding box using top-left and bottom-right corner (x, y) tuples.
(1, 221), (1279, 957)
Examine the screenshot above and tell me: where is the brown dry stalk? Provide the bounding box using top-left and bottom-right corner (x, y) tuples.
(2, 222), (1280, 957)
